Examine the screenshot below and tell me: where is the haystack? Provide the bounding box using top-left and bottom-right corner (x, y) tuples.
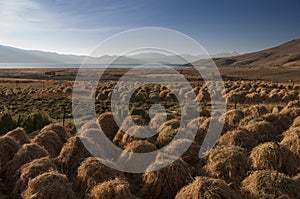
(22, 171), (76, 199)
(262, 113), (292, 135)
(5, 143), (48, 188)
(155, 118), (181, 148)
(280, 130), (300, 158)
(56, 136), (91, 181)
(238, 115), (263, 127)
(113, 115), (144, 146)
(0, 136), (20, 174)
(243, 105), (269, 117)
(175, 176), (241, 199)
(284, 100), (300, 109)
(202, 145), (250, 183)
(164, 138), (200, 167)
(149, 113), (175, 130)
(217, 129), (259, 151)
(142, 157), (192, 199)
(250, 142), (283, 172)
(74, 157), (125, 197)
(280, 107), (300, 121)
(119, 140), (157, 195)
(250, 142), (299, 176)
(220, 110), (244, 128)
(88, 178), (136, 199)
(32, 130), (64, 158)
(40, 123), (69, 143)
(97, 112), (119, 141)
(293, 173), (300, 183)
(120, 126), (156, 147)
(241, 121), (277, 143)
(241, 170), (300, 199)
(5, 127), (30, 145)
(13, 157), (58, 198)
(122, 140), (157, 153)
(291, 116), (300, 128)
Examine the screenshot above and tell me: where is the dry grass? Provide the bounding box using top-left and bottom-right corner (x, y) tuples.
(202, 145), (250, 184)
(175, 176), (241, 199)
(74, 157), (125, 197)
(40, 123), (69, 143)
(241, 170), (300, 199)
(217, 129), (259, 151)
(97, 112), (119, 141)
(142, 156), (192, 199)
(56, 136), (91, 181)
(0, 135), (20, 174)
(280, 129), (300, 158)
(32, 130), (64, 158)
(23, 171), (76, 199)
(5, 127), (30, 145)
(88, 178), (136, 199)
(241, 121), (277, 143)
(5, 143), (48, 188)
(13, 157), (58, 198)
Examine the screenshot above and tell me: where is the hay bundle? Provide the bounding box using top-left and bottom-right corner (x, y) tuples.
(40, 123), (69, 143)
(123, 140), (157, 153)
(238, 115), (264, 127)
(186, 117), (207, 130)
(13, 157), (58, 198)
(175, 176), (241, 199)
(196, 90), (210, 103)
(284, 100), (300, 109)
(164, 139), (200, 167)
(141, 157), (192, 199)
(220, 110), (244, 128)
(22, 171), (76, 199)
(280, 107), (300, 121)
(217, 129), (259, 151)
(0, 136), (20, 174)
(203, 145), (250, 183)
(156, 125), (179, 148)
(241, 170), (300, 199)
(280, 130), (300, 158)
(97, 112), (119, 141)
(5, 127), (30, 145)
(262, 113), (292, 135)
(293, 173), (300, 183)
(244, 92), (262, 104)
(74, 157), (125, 196)
(56, 136), (91, 180)
(120, 126), (156, 147)
(243, 105), (269, 117)
(32, 130), (64, 158)
(119, 140), (157, 195)
(291, 116), (300, 128)
(88, 178), (136, 199)
(149, 113), (175, 130)
(156, 119), (181, 148)
(5, 143), (48, 188)
(241, 121), (277, 143)
(250, 142), (299, 176)
(113, 115), (144, 146)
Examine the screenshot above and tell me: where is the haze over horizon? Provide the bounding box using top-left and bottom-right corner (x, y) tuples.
(1, 0), (300, 56)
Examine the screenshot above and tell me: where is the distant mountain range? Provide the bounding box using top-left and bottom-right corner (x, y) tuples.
(4, 38), (300, 67)
(0, 44), (238, 65)
(191, 39), (300, 67)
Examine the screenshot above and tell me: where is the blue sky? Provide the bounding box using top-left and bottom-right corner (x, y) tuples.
(0, 0), (300, 55)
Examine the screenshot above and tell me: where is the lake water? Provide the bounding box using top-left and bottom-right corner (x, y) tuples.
(0, 63), (192, 68)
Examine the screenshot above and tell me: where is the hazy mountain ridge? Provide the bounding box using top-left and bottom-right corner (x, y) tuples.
(191, 39), (300, 67)
(0, 44), (239, 65)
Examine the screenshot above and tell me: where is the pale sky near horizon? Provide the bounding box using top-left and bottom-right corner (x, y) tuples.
(0, 0), (300, 56)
